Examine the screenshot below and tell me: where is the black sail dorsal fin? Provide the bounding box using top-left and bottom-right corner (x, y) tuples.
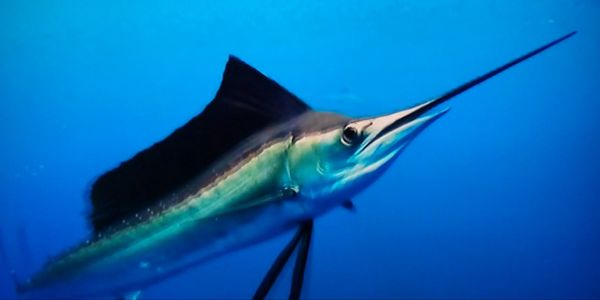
(89, 55), (311, 233)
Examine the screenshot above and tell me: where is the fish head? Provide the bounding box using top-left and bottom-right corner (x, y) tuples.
(288, 100), (448, 202)
(286, 30), (577, 207)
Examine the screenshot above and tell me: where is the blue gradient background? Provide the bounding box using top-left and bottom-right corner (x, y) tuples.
(1, 0), (599, 299)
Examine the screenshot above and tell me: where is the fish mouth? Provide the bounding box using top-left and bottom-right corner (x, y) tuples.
(355, 99), (450, 159)
(353, 30), (578, 159)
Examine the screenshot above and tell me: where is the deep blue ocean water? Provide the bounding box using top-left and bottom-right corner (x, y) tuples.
(1, 1), (599, 299)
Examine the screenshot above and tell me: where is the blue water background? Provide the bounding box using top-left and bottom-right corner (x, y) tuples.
(1, 0), (599, 298)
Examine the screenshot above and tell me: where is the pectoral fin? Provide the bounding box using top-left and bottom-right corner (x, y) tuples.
(290, 221), (312, 300)
(253, 221), (313, 300)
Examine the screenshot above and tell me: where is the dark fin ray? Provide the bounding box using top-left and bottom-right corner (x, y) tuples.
(400, 31), (577, 125)
(253, 222), (312, 300)
(290, 221), (313, 300)
(253, 227), (303, 300)
(89, 56), (310, 233)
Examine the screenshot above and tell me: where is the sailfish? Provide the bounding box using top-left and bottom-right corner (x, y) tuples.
(9, 32), (575, 299)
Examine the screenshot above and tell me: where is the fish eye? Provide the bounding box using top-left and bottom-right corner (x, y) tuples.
(341, 125), (360, 146)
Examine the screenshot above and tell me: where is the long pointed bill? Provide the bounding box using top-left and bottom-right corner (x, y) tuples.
(356, 31), (576, 158)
